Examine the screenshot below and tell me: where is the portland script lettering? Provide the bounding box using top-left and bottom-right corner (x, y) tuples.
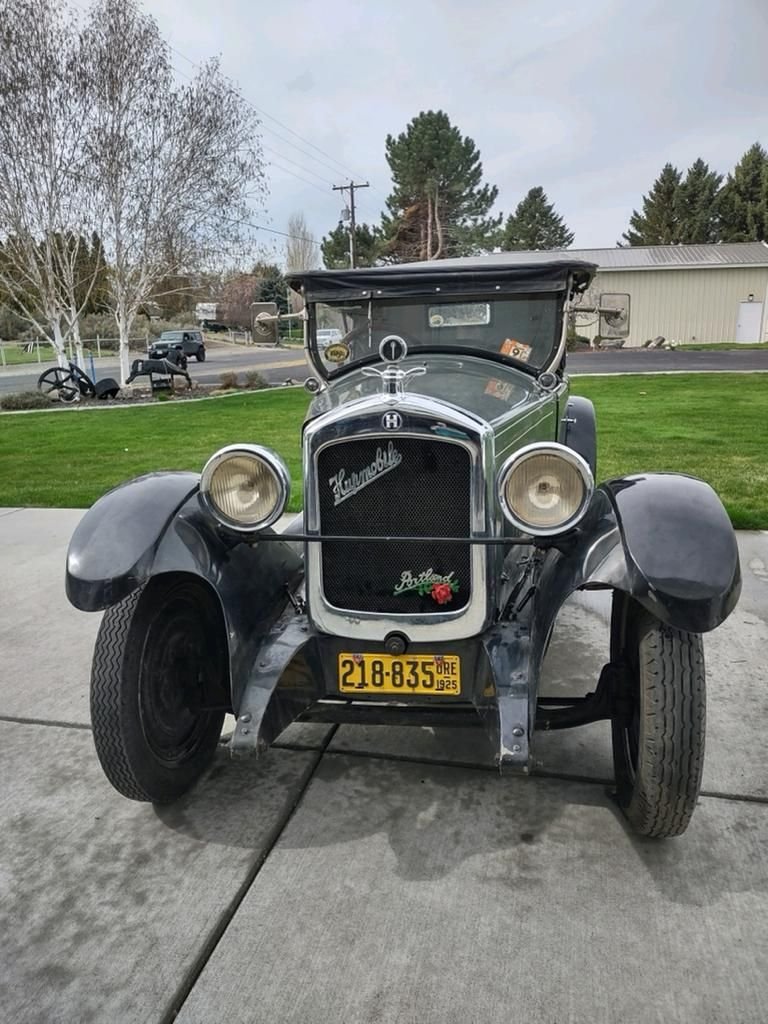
(393, 569), (456, 595)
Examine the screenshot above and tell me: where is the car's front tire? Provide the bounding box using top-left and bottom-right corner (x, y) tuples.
(90, 577), (228, 802)
(610, 593), (705, 837)
(196, 347), (206, 362)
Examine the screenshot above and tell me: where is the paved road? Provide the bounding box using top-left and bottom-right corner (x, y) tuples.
(0, 342), (309, 395)
(2, 343), (767, 395)
(1, 508), (767, 1023)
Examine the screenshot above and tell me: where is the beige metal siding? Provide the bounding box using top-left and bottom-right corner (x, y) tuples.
(575, 267), (768, 346)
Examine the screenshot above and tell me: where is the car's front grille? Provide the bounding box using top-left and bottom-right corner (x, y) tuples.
(316, 436), (472, 614)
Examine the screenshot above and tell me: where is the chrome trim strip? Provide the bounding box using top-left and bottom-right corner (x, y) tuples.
(544, 274), (572, 375)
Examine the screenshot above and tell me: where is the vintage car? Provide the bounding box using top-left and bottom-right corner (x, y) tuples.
(65, 256), (741, 838)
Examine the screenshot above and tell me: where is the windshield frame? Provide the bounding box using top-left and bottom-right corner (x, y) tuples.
(307, 291), (567, 381)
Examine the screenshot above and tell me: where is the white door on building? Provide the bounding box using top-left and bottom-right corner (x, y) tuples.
(735, 301), (763, 342)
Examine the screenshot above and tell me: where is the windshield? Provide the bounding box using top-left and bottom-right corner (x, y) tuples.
(159, 332), (184, 341)
(310, 294), (561, 375)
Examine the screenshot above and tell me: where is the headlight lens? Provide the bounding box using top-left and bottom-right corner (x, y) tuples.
(201, 445), (290, 531)
(498, 443), (593, 536)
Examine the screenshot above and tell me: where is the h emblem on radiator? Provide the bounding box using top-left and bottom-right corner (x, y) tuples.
(382, 411), (402, 430)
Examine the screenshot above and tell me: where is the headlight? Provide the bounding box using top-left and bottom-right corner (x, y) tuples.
(498, 443), (593, 536)
(200, 445), (290, 531)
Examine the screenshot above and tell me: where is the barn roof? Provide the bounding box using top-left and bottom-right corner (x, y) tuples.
(418, 241), (768, 272)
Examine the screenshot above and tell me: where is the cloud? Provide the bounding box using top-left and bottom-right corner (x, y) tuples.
(148, 0), (768, 252)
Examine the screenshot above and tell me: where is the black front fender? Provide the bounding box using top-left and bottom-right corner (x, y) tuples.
(66, 472), (200, 611)
(538, 473), (741, 635)
(66, 473), (304, 709)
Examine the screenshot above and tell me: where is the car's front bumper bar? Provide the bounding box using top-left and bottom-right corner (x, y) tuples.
(228, 608), (539, 772)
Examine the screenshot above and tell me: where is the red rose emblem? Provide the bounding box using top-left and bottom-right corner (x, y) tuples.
(431, 582), (454, 605)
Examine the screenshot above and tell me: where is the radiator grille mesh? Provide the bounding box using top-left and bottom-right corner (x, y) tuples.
(317, 437), (472, 614)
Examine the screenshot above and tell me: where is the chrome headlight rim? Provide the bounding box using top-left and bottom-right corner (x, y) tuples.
(497, 442), (594, 537)
(200, 443), (290, 532)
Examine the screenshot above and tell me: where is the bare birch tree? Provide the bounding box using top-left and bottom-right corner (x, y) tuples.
(285, 212), (320, 273)
(0, 0), (99, 366)
(81, 0), (265, 383)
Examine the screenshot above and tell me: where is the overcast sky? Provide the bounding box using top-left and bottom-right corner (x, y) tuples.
(146, 0), (767, 264)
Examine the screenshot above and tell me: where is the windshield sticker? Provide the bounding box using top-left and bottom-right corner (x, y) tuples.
(428, 302), (490, 328)
(500, 338), (532, 362)
(484, 379), (514, 401)
(328, 441), (402, 506)
(393, 569), (459, 605)
(323, 342), (350, 363)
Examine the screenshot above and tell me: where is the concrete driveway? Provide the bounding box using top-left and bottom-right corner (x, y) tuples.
(1, 508), (766, 1023)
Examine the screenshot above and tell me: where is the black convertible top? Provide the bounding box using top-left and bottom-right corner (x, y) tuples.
(288, 256), (596, 302)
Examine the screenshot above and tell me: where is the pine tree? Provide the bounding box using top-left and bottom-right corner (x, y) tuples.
(381, 110), (500, 262)
(622, 163), (682, 245)
(719, 142), (768, 242)
(502, 186), (574, 250)
(321, 222), (382, 269)
(252, 262), (288, 314)
(675, 159), (723, 243)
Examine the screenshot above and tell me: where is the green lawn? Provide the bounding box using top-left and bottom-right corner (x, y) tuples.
(0, 374), (766, 527)
(572, 374), (767, 529)
(0, 343), (57, 366)
(675, 342), (768, 351)
(0, 390), (309, 511)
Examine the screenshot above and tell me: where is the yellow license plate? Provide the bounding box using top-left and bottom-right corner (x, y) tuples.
(338, 653), (461, 696)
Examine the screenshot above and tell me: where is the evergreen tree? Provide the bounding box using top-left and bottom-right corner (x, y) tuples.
(622, 163), (682, 245)
(675, 159), (723, 243)
(381, 110), (501, 262)
(321, 222), (382, 269)
(502, 186), (574, 250)
(718, 142), (768, 242)
(254, 262), (288, 314)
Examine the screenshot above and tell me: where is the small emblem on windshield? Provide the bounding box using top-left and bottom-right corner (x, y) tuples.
(328, 441), (402, 506)
(323, 343), (350, 363)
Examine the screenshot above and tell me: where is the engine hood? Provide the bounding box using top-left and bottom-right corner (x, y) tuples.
(307, 354), (549, 428)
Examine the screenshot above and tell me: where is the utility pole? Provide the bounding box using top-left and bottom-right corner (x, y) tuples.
(332, 180), (369, 268)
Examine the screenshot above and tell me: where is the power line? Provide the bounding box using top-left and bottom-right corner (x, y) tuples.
(168, 44), (373, 186)
(70, 0), (386, 213)
(268, 160), (333, 196)
(261, 144), (336, 188)
(166, 58), (341, 198)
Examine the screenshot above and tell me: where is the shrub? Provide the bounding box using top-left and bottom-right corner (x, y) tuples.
(1, 390), (52, 411)
(566, 334), (591, 352)
(0, 306), (28, 341)
(245, 370), (267, 389)
(218, 371), (239, 389)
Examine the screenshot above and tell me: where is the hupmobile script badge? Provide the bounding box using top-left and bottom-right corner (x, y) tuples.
(328, 441), (402, 506)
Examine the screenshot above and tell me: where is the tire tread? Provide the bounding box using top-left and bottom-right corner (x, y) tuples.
(626, 611), (705, 838)
(90, 587), (154, 800)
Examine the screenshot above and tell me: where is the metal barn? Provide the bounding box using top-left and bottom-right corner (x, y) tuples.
(495, 242), (768, 347)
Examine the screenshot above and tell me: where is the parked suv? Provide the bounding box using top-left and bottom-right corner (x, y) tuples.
(149, 329), (206, 362)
